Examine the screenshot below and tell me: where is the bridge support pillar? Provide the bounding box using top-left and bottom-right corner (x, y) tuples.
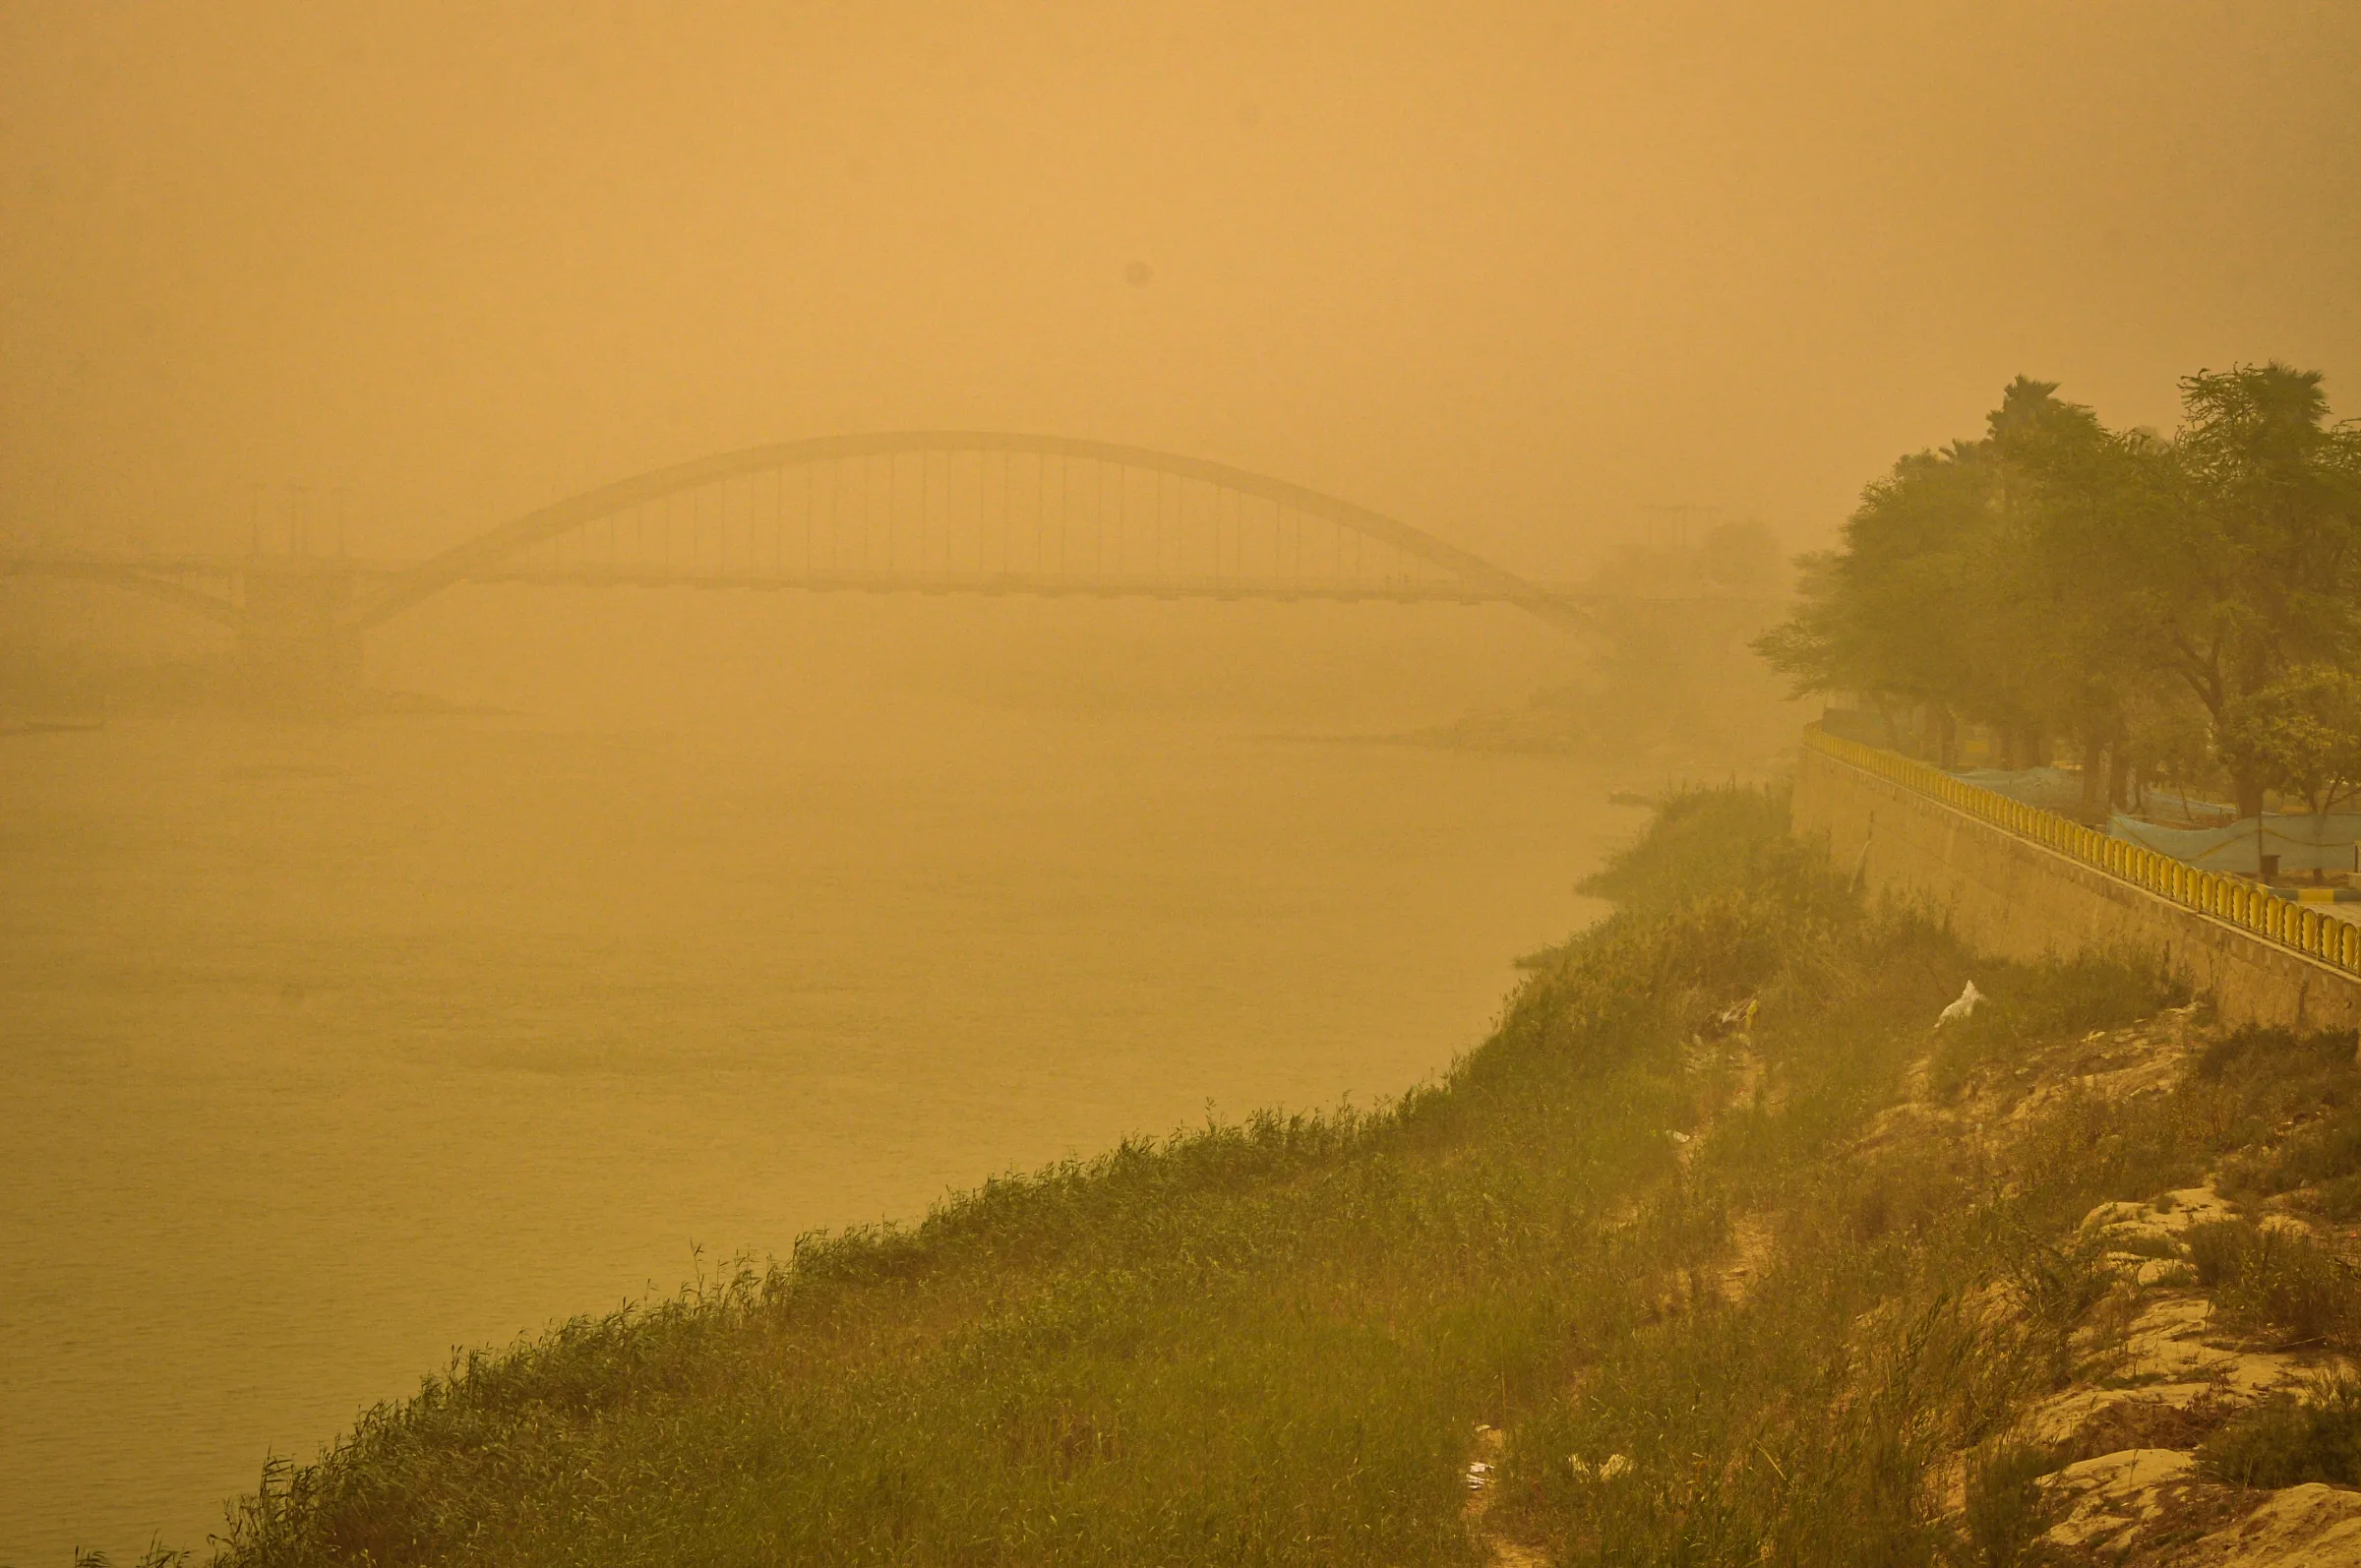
(234, 564), (363, 706)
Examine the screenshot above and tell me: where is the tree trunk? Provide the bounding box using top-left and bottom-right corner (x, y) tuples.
(2080, 730), (2110, 821)
(2235, 772), (2266, 819)
(1870, 695), (1905, 751)
(2108, 748), (2134, 811)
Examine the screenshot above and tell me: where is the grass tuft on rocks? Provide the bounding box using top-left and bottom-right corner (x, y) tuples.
(2199, 1375), (2361, 1488)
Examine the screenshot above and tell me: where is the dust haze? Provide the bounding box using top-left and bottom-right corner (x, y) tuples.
(10, 3), (2356, 575)
(3, 2), (2357, 1560)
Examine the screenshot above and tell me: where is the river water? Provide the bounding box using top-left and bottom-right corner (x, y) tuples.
(0, 596), (1627, 1562)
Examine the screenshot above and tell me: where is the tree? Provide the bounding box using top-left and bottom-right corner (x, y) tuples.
(1759, 364), (2361, 816)
(2213, 666), (2361, 817)
(1755, 440), (1987, 762)
(1757, 378), (2137, 773)
(2141, 365), (2361, 812)
(1986, 379), (2180, 813)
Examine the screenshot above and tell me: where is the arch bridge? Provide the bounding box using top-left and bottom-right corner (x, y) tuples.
(3, 433), (1594, 687)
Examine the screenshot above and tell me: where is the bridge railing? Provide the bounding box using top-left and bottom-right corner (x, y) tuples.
(1801, 724), (2361, 974)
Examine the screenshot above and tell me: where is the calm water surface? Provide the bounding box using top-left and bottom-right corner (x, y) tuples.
(0, 687), (1622, 1560)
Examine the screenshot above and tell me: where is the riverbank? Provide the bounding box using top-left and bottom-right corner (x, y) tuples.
(2, 702), (1607, 1565)
(186, 787), (2361, 1565)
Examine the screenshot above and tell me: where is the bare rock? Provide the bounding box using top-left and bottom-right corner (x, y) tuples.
(2115, 1293), (2311, 1395)
(2023, 1383), (2232, 1454)
(2179, 1483), (2361, 1567)
(2039, 1448), (2199, 1551)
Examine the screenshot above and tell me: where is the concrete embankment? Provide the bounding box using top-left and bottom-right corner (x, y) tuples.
(1792, 740), (2361, 1035)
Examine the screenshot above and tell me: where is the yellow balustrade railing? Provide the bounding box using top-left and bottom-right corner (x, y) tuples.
(1801, 725), (2361, 974)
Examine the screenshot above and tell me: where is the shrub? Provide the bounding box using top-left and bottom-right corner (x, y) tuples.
(2195, 1029), (2359, 1133)
(2199, 1375), (2361, 1488)
(2318, 1174), (2361, 1221)
(2184, 1219), (2259, 1289)
(2254, 1104), (2361, 1195)
(2227, 1230), (2357, 1347)
(1962, 1443), (2063, 1567)
(2185, 1219), (2357, 1347)
(1575, 783), (1825, 920)
(2006, 1233), (2115, 1346)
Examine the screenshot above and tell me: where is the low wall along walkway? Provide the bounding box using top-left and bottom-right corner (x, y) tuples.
(1793, 727), (2361, 1034)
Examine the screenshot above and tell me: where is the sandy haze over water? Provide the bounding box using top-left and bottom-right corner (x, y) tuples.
(4, 606), (1624, 1559)
(3, 0), (2359, 1559)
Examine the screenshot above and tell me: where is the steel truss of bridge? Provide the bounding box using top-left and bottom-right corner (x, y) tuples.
(3, 432), (1616, 644)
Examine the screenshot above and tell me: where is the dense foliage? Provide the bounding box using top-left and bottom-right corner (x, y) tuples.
(1757, 364), (2361, 815)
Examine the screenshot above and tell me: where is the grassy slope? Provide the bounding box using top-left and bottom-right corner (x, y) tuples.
(197, 788), (2359, 1567)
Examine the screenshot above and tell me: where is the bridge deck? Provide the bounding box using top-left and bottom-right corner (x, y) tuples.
(4, 553), (1779, 623)
(1, 554), (1755, 602)
(459, 564), (1540, 604)
(1, 555), (1551, 604)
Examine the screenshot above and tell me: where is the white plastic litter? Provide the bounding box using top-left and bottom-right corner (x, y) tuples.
(1465, 1461), (1493, 1490)
(1568, 1453), (1633, 1481)
(1711, 997), (1760, 1036)
(1936, 980), (1983, 1027)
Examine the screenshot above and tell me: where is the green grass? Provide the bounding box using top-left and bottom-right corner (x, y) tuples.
(185, 785), (2357, 1567)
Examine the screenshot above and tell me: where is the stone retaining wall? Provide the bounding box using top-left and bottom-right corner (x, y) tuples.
(1792, 743), (2361, 1034)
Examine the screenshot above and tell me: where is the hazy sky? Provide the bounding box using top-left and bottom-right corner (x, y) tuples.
(4, 0), (2356, 573)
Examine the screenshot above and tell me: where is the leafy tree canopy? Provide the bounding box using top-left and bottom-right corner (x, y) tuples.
(2215, 666), (2361, 816)
(1757, 363), (2361, 813)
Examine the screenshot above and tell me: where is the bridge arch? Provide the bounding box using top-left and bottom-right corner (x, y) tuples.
(350, 433), (1585, 633)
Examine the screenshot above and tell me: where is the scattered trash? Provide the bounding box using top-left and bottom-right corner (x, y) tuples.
(1666, 1129), (1693, 1146)
(1568, 1453), (1633, 1481)
(1465, 1460), (1494, 1490)
(1709, 997), (1760, 1037)
(1935, 980), (1983, 1027)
